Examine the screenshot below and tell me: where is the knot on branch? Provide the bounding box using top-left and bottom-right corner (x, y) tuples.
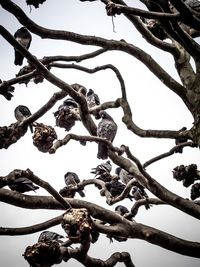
(61, 208), (94, 243)
(106, 2), (122, 16)
(33, 123), (57, 152)
(172, 164), (199, 187)
(26, 0), (47, 9)
(0, 122), (27, 149)
(23, 240), (62, 267)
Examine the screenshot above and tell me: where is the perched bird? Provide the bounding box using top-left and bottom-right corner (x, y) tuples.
(64, 172), (85, 197)
(0, 79), (15, 100)
(91, 160), (112, 182)
(97, 111), (117, 160)
(115, 205), (129, 216)
(105, 180), (133, 201)
(115, 167), (144, 189)
(14, 27), (32, 66)
(175, 127), (188, 153)
(38, 231), (64, 243)
(14, 105), (33, 133)
(8, 177), (39, 193)
(115, 167), (134, 184)
(86, 89), (101, 119)
(131, 186), (150, 210)
(54, 98), (80, 131)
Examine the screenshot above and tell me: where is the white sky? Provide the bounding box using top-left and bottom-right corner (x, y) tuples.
(0, 1), (200, 267)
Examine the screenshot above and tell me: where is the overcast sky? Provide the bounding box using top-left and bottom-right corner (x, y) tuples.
(0, 1), (200, 267)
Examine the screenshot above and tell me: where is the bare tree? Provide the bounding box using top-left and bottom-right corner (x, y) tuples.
(0, 0), (200, 266)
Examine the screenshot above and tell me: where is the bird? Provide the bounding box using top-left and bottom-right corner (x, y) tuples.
(115, 205), (129, 216)
(97, 110), (117, 160)
(86, 89), (101, 119)
(131, 186), (151, 210)
(38, 231), (64, 243)
(14, 27), (32, 66)
(175, 127), (188, 153)
(8, 177), (39, 193)
(0, 79), (15, 100)
(105, 179), (133, 201)
(14, 105), (33, 133)
(64, 172), (85, 197)
(54, 98), (80, 131)
(115, 167), (134, 184)
(91, 160), (112, 182)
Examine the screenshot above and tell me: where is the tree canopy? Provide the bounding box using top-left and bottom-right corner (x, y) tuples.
(0, 1), (200, 267)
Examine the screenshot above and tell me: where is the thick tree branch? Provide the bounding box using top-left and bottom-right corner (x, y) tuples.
(0, 215), (63, 236)
(1, 188), (200, 258)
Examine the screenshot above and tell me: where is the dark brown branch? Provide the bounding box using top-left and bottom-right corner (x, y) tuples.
(143, 141), (196, 168)
(6, 169), (71, 210)
(0, 214), (63, 236)
(49, 133), (122, 155)
(1, 188), (200, 258)
(51, 63), (127, 99)
(119, 98), (192, 139)
(108, 151), (200, 220)
(0, 0), (187, 105)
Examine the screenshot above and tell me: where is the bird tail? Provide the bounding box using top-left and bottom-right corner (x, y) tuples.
(97, 143), (108, 160)
(29, 124), (33, 133)
(14, 51), (24, 66)
(78, 190), (85, 197)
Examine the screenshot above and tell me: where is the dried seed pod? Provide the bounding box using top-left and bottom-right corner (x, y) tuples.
(0, 122), (27, 149)
(173, 164), (198, 187)
(61, 208), (93, 243)
(55, 107), (80, 131)
(23, 240), (62, 267)
(33, 123), (57, 152)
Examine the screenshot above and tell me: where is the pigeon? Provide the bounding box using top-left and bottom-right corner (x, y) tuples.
(54, 98), (80, 131)
(97, 111), (117, 160)
(115, 167), (144, 189)
(14, 27), (32, 66)
(175, 127), (188, 153)
(86, 89), (101, 119)
(91, 160), (112, 182)
(14, 105), (33, 133)
(105, 180), (133, 201)
(8, 177), (39, 193)
(0, 79), (15, 100)
(64, 172), (85, 197)
(38, 231), (64, 242)
(115, 205), (129, 216)
(131, 186), (151, 210)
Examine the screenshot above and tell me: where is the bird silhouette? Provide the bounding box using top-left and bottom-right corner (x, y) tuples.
(64, 171), (85, 197)
(14, 27), (32, 66)
(131, 186), (150, 210)
(86, 89), (101, 119)
(97, 111), (117, 160)
(91, 160), (112, 182)
(38, 231), (64, 242)
(8, 177), (39, 193)
(105, 179), (133, 201)
(115, 205), (129, 216)
(14, 105), (33, 133)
